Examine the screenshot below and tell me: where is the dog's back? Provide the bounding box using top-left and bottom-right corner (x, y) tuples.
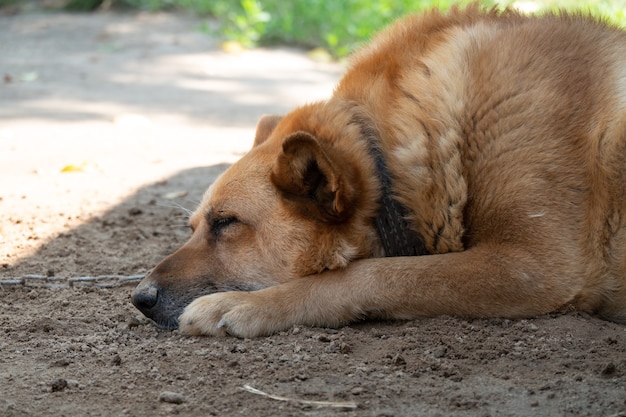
(334, 6), (626, 321)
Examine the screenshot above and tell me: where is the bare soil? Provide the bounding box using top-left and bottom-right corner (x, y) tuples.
(1, 9), (625, 417)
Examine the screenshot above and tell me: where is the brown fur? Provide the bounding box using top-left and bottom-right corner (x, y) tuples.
(132, 4), (626, 337)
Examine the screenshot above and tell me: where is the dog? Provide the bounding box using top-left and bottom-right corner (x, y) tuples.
(132, 4), (626, 337)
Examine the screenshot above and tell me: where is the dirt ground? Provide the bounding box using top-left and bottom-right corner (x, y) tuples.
(1, 9), (625, 417)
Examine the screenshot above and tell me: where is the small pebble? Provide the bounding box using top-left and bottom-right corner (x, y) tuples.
(391, 354), (406, 366)
(127, 317), (142, 329)
(231, 344), (247, 353)
(339, 342), (352, 354)
(111, 354), (122, 366)
(433, 346), (447, 358)
(51, 359), (70, 367)
(51, 378), (67, 392)
(600, 362), (616, 377)
(159, 391), (185, 404)
(128, 208), (143, 216)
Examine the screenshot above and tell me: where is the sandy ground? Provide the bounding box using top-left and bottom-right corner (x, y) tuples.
(1, 10), (625, 417)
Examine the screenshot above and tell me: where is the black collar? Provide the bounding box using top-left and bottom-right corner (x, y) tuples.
(369, 141), (430, 257)
(353, 115), (430, 257)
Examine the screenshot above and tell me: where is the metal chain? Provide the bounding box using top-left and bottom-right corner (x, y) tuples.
(0, 274), (143, 289)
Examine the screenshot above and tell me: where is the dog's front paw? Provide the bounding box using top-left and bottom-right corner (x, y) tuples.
(178, 291), (281, 338)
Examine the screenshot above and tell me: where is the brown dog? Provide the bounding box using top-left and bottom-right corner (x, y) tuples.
(132, 4), (626, 337)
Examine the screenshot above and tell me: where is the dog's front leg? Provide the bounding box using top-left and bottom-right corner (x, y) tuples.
(179, 244), (582, 337)
(178, 269), (372, 338)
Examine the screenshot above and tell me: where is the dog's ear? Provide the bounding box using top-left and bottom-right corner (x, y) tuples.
(253, 115), (282, 147)
(270, 131), (357, 223)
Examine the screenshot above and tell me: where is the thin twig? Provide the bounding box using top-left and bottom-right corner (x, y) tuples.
(240, 384), (358, 409)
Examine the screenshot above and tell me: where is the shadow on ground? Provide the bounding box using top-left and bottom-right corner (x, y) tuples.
(1, 160), (625, 417)
(5, 163), (231, 280)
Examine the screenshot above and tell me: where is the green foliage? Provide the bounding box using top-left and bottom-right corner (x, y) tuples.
(121, 0), (174, 11)
(64, 0), (104, 10)
(70, 0), (626, 56)
(260, 1), (405, 55)
(198, 0), (480, 56)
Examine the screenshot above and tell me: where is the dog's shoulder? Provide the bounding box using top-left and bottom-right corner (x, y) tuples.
(334, 5), (626, 254)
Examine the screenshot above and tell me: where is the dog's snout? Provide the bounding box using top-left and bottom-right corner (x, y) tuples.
(131, 279), (185, 330)
(131, 283), (159, 311)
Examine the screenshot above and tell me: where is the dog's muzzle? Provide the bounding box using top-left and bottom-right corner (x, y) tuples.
(131, 279), (184, 330)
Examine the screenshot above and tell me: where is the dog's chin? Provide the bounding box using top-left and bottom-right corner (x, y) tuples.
(139, 305), (184, 330)
(131, 293), (187, 331)
(151, 316), (180, 330)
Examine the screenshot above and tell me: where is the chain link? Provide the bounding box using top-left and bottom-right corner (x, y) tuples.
(0, 274), (144, 289)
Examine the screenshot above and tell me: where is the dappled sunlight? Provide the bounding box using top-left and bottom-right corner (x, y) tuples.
(156, 49), (342, 107)
(512, 1), (542, 13)
(504, 0), (626, 23)
(0, 162), (232, 278)
(0, 13), (341, 128)
(0, 126), (253, 272)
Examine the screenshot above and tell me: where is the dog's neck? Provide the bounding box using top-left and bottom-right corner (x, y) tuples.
(353, 115), (430, 257)
(368, 140), (430, 257)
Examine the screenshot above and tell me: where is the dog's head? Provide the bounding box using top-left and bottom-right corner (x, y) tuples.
(132, 103), (382, 329)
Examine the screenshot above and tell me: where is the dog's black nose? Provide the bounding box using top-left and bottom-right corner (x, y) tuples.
(131, 283), (158, 312)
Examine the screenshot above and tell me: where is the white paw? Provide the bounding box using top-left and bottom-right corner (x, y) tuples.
(178, 291), (278, 338)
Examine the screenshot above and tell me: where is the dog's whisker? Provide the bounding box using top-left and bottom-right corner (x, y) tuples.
(170, 214), (192, 220)
(168, 224), (192, 229)
(156, 201), (194, 216)
(184, 198), (201, 207)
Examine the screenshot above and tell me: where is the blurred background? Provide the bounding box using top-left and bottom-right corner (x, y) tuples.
(3, 0), (625, 57)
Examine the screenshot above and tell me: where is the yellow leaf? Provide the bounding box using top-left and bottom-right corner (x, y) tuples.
(221, 41), (245, 54)
(307, 47), (333, 63)
(60, 162), (88, 173)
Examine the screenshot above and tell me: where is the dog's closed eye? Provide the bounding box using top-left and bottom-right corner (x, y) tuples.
(212, 216), (239, 236)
